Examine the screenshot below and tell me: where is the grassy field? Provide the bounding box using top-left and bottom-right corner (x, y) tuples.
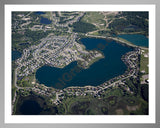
(59, 85), (148, 115)
(81, 12), (106, 29)
(17, 73), (35, 87)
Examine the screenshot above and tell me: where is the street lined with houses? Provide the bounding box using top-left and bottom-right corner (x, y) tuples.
(16, 33), (103, 78)
(13, 43), (140, 106)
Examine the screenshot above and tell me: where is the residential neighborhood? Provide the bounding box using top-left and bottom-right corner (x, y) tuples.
(12, 11), (149, 115)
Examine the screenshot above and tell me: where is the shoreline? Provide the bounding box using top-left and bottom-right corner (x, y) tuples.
(35, 35), (138, 90)
(15, 34), (143, 91)
(12, 33), (142, 114)
(12, 33), (146, 92)
(85, 34), (148, 50)
(65, 50), (138, 90)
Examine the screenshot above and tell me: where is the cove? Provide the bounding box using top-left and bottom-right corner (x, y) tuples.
(40, 17), (52, 24)
(12, 50), (22, 61)
(118, 34), (148, 47)
(36, 38), (133, 89)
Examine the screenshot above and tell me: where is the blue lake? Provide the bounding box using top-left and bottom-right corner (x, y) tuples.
(36, 38), (133, 89)
(118, 34), (148, 47)
(12, 50), (22, 61)
(34, 11), (46, 15)
(40, 17), (52, 24)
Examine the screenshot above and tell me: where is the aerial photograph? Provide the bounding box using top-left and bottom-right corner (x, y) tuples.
(12, 11), (149, 115)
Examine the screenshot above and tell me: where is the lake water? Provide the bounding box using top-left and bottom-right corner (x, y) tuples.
(19, 100), (42, 115)
(118, 34), (148, 47)
(34, 11), (46, 15)
(15, 95), (43, 115)
(40, 17), (52, 24)
(12, 50), (22, 61)
(15, 94), (59, 115)
(36, 38), (133, 89)
(34, 11), (51, 24)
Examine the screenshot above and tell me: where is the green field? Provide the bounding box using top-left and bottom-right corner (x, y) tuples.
(57, 83), (148, 115)
(17, 73), (35, 87)
(81, 12), (106, 29)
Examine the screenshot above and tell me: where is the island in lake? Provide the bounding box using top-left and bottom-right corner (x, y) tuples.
(12, 11), (149, 115)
